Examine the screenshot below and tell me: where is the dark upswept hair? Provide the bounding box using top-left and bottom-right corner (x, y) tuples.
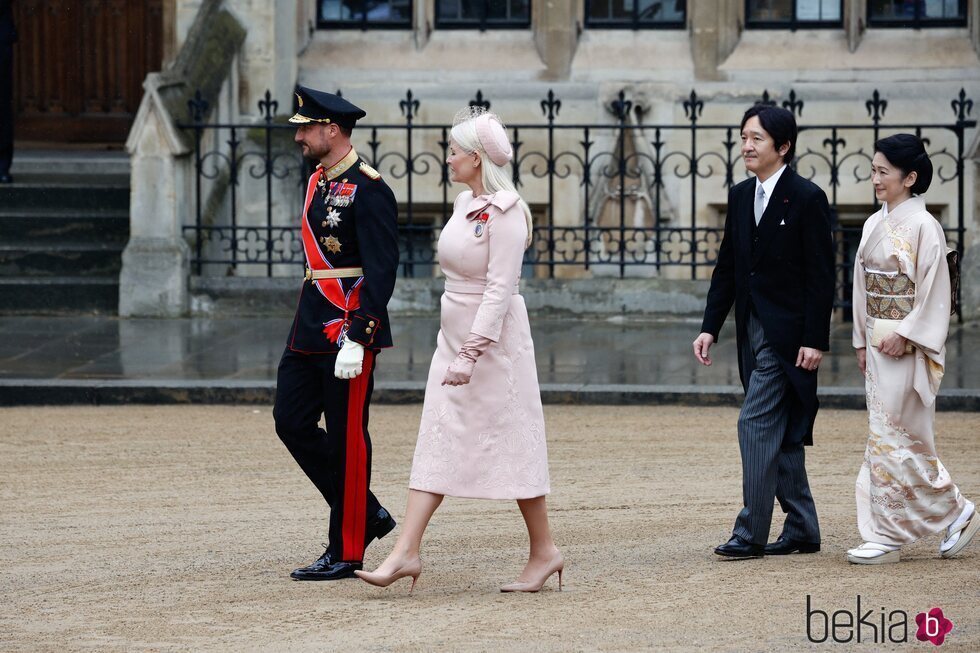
(740, 105), (797, 164)
(874, 133), (933, 195)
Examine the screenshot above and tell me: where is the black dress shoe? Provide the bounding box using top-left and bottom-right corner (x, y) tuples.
(292, 560), (363, 581)
(290, 550), (364, 581)
(290, 548), (334, 579)
(764, 536), (820, 555)
(289, 509), (394, 581)
(714, 535), (765, 559)
(0, 174), (12, 184)
(365, 507), (397, 543)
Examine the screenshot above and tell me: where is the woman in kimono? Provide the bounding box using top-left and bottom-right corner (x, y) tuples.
(355, 107), (562, 592)
(848, 134), (977, 564)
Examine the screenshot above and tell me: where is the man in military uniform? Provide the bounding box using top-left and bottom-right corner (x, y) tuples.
(274, 86), (400, 580)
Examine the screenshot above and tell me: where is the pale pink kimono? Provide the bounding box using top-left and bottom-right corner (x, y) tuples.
(409, 190), (550, 500)
(852, 196), (964, 545)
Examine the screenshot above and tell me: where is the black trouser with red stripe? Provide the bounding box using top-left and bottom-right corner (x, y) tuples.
(274, 346), (383, 563)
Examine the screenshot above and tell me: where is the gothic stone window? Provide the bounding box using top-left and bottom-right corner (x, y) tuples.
(746, 0), (842, 28)
(317, 0), (413, 28)
(868, 0), (967, 27)
(585, 0), (686, 28)
(435, 0), (531, 29)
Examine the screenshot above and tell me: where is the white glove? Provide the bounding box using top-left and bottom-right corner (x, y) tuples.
(334, 339), (365, 379)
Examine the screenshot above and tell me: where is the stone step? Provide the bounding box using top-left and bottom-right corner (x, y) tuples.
(0, 209), (130, 245)
(0, 277), (118, 314)
(9, 150), (131, 178)
(0, 244), (124, 277)
(0, 180), (130, 211)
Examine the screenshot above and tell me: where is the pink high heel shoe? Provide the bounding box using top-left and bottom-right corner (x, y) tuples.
(354, 557), (422, 594)
(500, 552), (564, 593)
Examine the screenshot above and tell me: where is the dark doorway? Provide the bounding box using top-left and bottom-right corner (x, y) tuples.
(12, 0), (163, 144)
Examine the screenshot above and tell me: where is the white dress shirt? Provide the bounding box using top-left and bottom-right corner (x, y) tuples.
(754, 163), (788, 215)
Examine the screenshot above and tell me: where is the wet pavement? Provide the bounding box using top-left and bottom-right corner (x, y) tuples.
(0, 315), (977, 407)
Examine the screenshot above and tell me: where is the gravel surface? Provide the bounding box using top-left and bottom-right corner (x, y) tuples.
(1, 405), (977, 652)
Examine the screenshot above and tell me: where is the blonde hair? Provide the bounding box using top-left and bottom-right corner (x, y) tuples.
(451, 107), (533, 249)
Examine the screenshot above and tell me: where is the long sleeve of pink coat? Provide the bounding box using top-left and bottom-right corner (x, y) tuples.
(469, 204), (528, 342)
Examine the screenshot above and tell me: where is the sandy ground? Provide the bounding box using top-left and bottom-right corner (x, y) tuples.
(0, 405), (978, 652)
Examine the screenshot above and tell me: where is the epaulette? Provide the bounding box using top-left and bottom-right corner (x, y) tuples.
(359, 161), (381, 180)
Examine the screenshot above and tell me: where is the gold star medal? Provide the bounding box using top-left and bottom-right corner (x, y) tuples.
(324, 236), (342, 254)
(325, 207), (342, 228)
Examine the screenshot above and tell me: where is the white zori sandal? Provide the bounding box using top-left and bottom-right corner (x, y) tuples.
(941, 500), (979, 559)
(847, 542), (901, 564)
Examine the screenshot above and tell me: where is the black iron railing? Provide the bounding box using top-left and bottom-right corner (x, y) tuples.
(178, 86), (975, 315)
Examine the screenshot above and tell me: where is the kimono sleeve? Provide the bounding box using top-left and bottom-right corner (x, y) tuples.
(894, 220), (951, 356)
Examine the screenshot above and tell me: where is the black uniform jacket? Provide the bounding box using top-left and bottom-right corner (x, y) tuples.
(700, 166), (835, 445)
(287, 148), (399, 354)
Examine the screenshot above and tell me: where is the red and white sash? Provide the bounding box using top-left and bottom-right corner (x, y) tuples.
(300, 170), (363, 344)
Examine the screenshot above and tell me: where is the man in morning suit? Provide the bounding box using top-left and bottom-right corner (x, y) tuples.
(693, 105), (835, 559)
(274, 86), (399, 580)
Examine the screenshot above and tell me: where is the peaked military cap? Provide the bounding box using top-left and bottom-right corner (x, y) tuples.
(289, 86), (367, 130)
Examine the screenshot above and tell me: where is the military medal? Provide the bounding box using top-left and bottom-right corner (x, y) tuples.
(318, 172), (332, 209)
(325, 236), (342, 253)
(474, 212), (489, 237)
(324, 207), (342, 228)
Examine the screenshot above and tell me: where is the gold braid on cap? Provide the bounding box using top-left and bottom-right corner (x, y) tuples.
(290, 92), (333, 124)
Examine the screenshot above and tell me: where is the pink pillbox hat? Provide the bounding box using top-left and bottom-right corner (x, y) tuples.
(474, 113), (513, 166)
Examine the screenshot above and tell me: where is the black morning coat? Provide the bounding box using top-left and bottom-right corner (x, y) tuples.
(287, 150), (400, 354)
(700, 166), (836, 445)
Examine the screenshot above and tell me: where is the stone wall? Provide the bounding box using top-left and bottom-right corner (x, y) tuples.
(163, 0), (980, 317)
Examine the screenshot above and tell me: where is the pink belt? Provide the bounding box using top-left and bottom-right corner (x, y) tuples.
(444, 279), (519, 295)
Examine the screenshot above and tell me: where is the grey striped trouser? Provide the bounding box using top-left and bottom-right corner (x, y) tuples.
(732, 310), (820, 545)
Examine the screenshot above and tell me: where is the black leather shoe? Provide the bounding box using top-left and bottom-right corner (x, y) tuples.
(290, 549), (364, 581)
(292, 560), (363, 580)
(714, 535), (765, 559)
(764, 536), (820, 555)
(0, 174), (12, 184)
(365, 507), (397, 543)
(290, 548), (334, 579)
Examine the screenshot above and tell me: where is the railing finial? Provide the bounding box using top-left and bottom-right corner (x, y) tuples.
(952, 88), (974, 124)
(187, 90), (208, 123)
(540, 89), (561, 121)
(258, 90), (278, 122)
(865, 89), (887, 125)
(782, 89), (804, 117)
(755, 89), (776, 107)
(399, 89), (420, 121)
(610, 89), (632, 123)
(469, 90), (491, 111)
(682, 90), (703, 124)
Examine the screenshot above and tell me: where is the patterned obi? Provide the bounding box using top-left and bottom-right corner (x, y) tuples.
(865, 268), (915, 319)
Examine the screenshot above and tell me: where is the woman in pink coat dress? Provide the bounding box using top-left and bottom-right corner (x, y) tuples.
(355, 107), (562, 594)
